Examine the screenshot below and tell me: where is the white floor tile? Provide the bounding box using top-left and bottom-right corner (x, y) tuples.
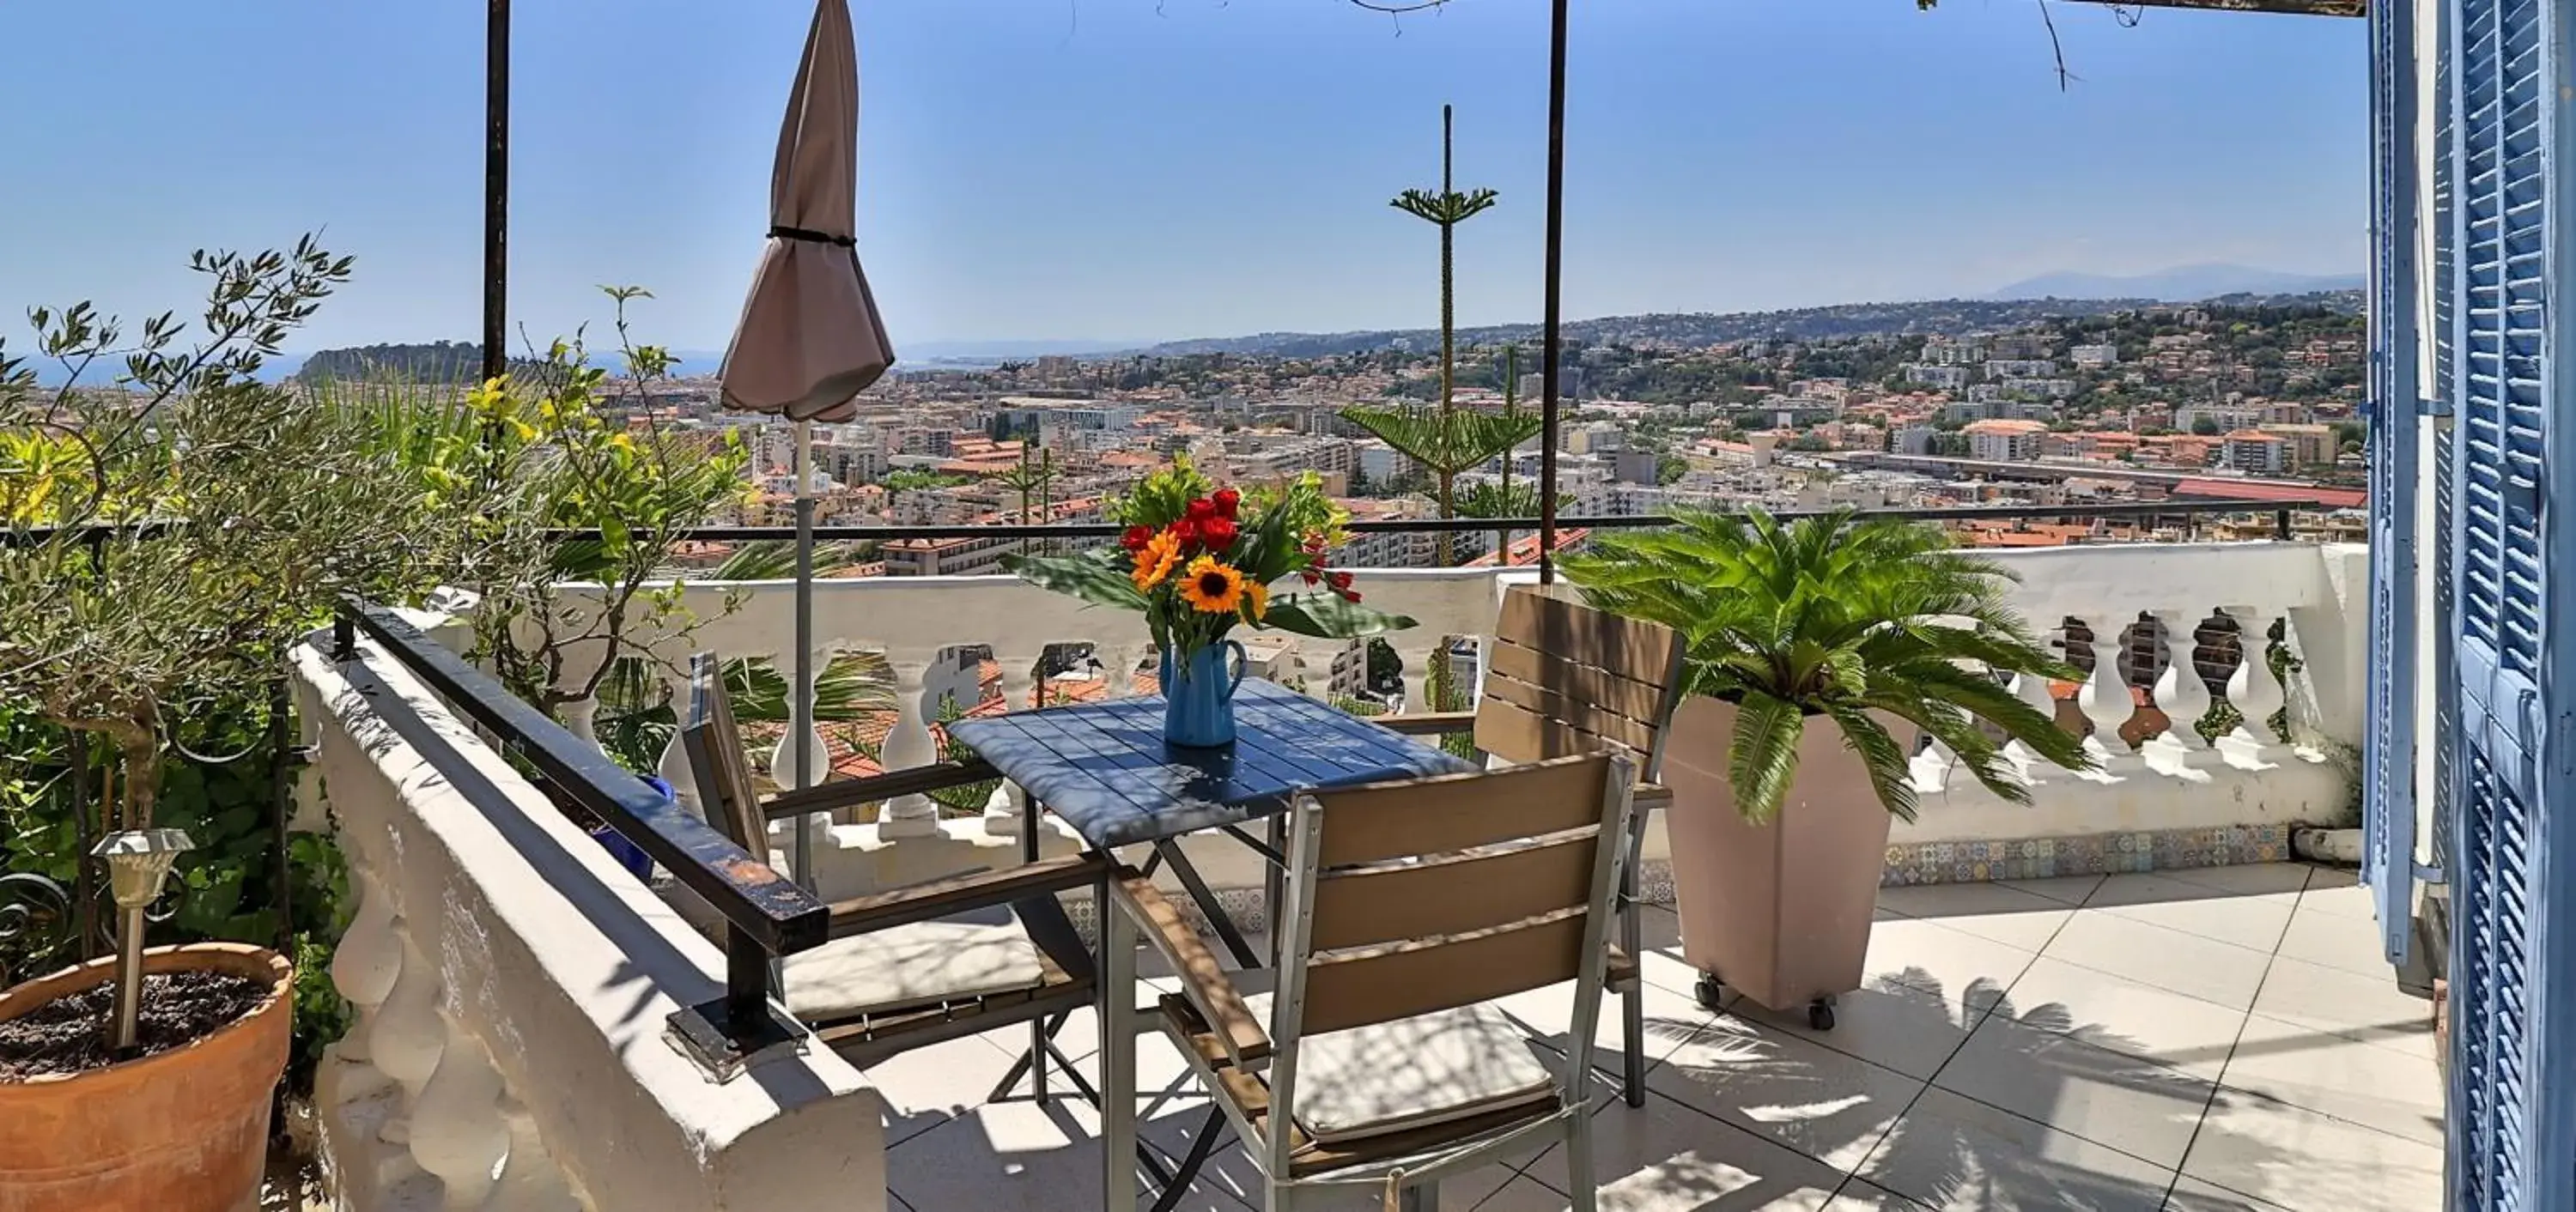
(2245, 955), (2434, 1054)
(2217, 1014), (2445, 1145)
(2163, 1175), (2296, 1211)
(1827, 1179), (1934, 1209)
(2269, 906), (2396, 979)
(1494, 973), (1719, 1079)
(1862, 917), (2042, 1015)
(2089, 882), (2294, 955)
(1517, 1088), (1848, 1210)
(1727, 979), (1986, 1081)
(2182, 1091), (2445, 1212)
(888, 1096), (1247, 1212)
(865, 1033), (1031, 1147)
(2042, 912), (2274, 1010)
(1932, 1014), (2215, 1169)
(1998, 875), (2105, 906)
(2154, 864), (2313, 898)
(1874, 883), (2075, 953)
(1649, 1011), (1925, 1171)
(1857, 1086), (2177, 1212)
(2290, 870), (2377, 920)
(1999, 958), (2249, 1081)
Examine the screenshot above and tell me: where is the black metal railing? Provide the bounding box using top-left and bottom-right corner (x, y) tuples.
(329, 597), (825, 1072)
(551, 496), (2318, 547)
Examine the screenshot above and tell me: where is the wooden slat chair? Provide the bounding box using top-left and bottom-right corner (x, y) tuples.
(1382, 585), (1689, 1107)
(675, 652), (1109, 1082)
(1103, 752), (1638, 1212)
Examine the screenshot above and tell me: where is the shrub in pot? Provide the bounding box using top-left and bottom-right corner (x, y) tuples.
(0, 239), (428, 1209)
(1564, 509), (2093, 1027)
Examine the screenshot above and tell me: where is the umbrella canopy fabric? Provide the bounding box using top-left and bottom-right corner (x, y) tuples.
(720, 0), (893, 422)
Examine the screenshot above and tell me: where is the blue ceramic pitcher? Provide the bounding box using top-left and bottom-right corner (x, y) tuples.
(1162, 639), (1249, 748)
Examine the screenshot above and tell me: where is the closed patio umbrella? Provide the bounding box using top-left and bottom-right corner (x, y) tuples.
(720, 0), (894, 888)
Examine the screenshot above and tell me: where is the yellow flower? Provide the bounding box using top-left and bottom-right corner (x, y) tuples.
(1132, 529), (1183, 592)
(1177, 555), (1246, 615)
(1242, 579), (1269, 622)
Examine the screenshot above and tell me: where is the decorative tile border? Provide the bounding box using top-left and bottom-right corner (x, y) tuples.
(1879, 824), (2297, 887)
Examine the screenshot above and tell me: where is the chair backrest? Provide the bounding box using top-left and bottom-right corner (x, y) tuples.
(1266, 751), (1636, 1139)
(678, 652), (766, 854)
(1474, 587), (1688, 784)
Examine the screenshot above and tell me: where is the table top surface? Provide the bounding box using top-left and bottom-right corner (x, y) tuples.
(946, 679), (1476, 849)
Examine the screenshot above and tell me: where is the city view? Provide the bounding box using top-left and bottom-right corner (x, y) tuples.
(7, 3), (2501, 1212)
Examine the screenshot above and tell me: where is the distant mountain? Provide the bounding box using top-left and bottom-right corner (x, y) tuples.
(295, 342), (526, 384)
(1990, 264), (2363, 303)
(902, 338), (1145, 362)
(1117, 291), (2360, 361)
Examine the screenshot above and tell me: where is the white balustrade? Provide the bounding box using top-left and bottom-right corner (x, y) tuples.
(532, 543), (2363, 901)
(296, 635), (887, 1212)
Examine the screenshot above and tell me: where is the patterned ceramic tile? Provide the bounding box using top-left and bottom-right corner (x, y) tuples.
(1879, 825), (2293, 888)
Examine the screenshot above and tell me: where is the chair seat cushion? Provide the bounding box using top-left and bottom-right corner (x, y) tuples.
(1246, 993), (1561, 1145)
(784, 904), (1046, 1021)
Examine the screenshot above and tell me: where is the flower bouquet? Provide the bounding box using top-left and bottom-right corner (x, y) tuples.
(1001, 461), (1415, 747)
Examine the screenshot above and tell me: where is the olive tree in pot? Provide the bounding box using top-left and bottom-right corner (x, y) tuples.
(1564, 509), (2093, 1028)
(0, 239), (430, 1210)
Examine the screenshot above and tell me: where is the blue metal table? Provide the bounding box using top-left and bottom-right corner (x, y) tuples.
(951, 678), (1473, 1209)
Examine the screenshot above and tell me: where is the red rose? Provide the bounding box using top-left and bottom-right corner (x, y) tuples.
(1120, 525), (1152, 551)
(1301, 569), (1321, 585)
(1172, 518), (1200, 550)
(1338, 587), (1363, 603)
(1212, 488), (1241, 518)
(1186, 498), (1217, 522)
(1327, 570), (1354, 591)
(1200, 515), (1239, 550)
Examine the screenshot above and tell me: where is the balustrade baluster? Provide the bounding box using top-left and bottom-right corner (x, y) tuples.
(370, 931), (446, 1145)
(2002, 669), (2067, 788)
(410, 1014), (510, 1208)
(329, 869), (401, 1065)
(2075, 621), (2141, 779)
(878, 658), (940, 839)
(2223, 607), (2287, 762)
(2149, 609), (2215, 765)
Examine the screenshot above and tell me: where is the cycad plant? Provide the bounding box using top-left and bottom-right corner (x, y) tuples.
(1563, 509), (2095, 823)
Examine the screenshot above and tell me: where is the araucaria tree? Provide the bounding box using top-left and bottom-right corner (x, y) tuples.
(1343, 104), (1508, 567)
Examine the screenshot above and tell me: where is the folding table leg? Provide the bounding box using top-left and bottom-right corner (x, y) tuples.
(1620, 810), (1649, 1107)
(987, 1010), (1097, 1106)
(1156, 839), (1261, 968)
(1103, 889), (1140, 1212)
(1150, 1107), (1230, 1212)
(1025, 791), (1048, 1104)
(1264, 812), (1287, 965)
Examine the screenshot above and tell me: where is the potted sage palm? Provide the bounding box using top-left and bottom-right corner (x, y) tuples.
(1564, 509), (2093, 1027)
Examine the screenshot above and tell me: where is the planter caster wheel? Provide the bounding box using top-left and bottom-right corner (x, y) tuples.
(1807, 997), (1838, 1032)
(1693, 973), (1726, 1012)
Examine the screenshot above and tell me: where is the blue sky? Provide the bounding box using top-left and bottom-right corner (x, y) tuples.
(1, 2), (2364, 353)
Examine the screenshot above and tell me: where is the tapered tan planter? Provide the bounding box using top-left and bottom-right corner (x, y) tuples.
(1662, 696), (1899, 1024)
(0, 942), (292, 1212)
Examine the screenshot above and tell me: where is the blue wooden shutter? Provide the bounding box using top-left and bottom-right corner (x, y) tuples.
(2443, 0), (2564, 1204)
(2365, 0), (2424, 968)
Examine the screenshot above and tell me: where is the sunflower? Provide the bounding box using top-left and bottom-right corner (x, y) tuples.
(1242, 579), (1269, 622)
(1132, 528), (1183, 592)
(1176, 554), (1246, 615)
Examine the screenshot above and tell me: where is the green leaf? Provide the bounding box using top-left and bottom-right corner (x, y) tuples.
(1000, 551), (1149, 611)
(1261, 593), (1417, 639)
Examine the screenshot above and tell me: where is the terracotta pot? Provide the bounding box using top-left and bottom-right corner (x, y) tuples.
(0, 942), (293, 1212)
(1662, 696), (1900, 1016)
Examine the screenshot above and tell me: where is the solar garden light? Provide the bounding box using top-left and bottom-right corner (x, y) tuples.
(90, 828), (193, 1053)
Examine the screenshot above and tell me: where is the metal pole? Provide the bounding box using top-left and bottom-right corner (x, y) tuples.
(482, 0), (511, 384)
(1535, 0), (1570, 585)
(792, 420), (817, 890)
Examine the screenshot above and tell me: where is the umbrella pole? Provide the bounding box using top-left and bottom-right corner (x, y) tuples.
(793, 419), (817, 889)
(1536, 0), (1569, 585)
